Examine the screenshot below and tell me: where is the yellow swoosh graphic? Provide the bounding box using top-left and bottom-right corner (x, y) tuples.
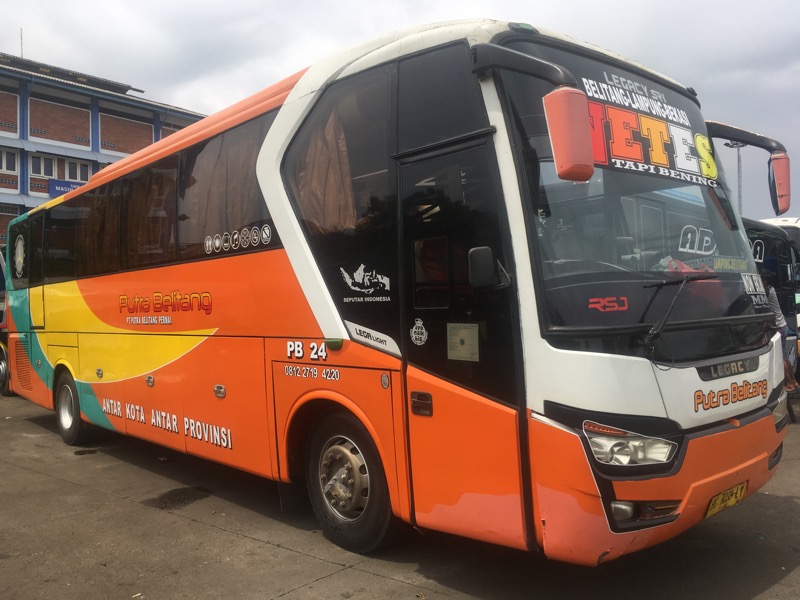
(42, 281), (217, 381)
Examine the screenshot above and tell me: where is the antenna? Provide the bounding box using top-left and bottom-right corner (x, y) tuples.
(20, 28), (24, 58)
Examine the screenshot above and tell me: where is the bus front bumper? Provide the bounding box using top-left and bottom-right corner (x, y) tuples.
(528, 411), (786, 566)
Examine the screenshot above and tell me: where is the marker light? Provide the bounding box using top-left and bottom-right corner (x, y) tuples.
(772, 393), (789, 428)
(584, 421), (677, 466)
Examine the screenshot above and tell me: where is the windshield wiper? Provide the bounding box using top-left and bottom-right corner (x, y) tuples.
(641, 273), (719, 346)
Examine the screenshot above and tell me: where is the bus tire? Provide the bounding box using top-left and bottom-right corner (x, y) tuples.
(0, 344), (10, 397)
(55, 371), (90, 446)
(306, 411), (396, 554)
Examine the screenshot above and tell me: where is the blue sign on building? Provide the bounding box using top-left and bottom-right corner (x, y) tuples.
(48, 179), (82, 198)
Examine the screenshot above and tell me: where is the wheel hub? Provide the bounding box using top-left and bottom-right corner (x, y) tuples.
(58, 386), (74, 430)
(318, 436), (369, 522)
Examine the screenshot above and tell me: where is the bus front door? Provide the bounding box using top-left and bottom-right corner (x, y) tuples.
(400, 146), (528, 550)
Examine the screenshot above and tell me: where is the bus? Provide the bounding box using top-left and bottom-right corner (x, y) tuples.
(763, 217), (800, 249)
(4, 20), (792, 566)
(743, 218), (798, 352)
(743, 218), (799, 422)
(762, 216), (800, 317)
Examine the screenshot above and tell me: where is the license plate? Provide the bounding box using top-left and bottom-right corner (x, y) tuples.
(705, 482), (747, 518)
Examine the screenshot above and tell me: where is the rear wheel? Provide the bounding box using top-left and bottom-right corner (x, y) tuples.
(306, 411), (396, 553)
(0, 344), (9, 397)
(55, 371), (90, 446)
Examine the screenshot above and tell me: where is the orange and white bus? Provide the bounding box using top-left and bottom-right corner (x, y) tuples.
(4, 20), (792, 566)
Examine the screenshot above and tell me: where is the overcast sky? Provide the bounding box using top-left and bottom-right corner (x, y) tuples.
(2, 0), (798, 220)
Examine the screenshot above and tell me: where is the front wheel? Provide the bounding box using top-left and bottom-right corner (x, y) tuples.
(55, 371), (90, 446)
(306, 411), (397, 553)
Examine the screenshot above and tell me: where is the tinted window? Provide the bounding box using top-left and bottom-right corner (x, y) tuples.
(45, 200), (78, 283)
(179, 112), (279, 260)
(398, 43), (488, 152)
(76, 185), (120, 277)
(121, 157), (178, 269)
(284, 66), (398, 345)
(29, 215), (44, 287)
(402, 145), (517, 401)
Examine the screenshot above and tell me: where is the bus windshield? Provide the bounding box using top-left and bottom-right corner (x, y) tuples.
(500, 41), (771, 358)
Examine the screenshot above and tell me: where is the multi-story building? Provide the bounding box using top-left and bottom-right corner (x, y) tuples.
(0, 52), (204, 245)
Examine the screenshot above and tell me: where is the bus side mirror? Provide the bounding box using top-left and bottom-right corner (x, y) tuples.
(769, 152), (791, 215)
(543, 86), (595, 182)
(469, 247), (498, 288)
(468, 247), (511, 289)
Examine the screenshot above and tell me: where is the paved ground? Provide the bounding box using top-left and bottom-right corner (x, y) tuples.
(1, 393), (799, 600)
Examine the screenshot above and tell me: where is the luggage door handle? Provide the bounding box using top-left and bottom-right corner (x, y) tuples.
(411, 391), (433, 416)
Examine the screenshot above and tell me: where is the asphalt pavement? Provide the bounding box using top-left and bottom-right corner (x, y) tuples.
(1, 393), (799, 600)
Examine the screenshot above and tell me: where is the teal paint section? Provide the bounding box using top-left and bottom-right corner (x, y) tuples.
(75, 380), (114, 429)
(7, 288), (113, 429)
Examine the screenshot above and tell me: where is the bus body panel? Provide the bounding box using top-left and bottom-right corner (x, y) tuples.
(117, 342), (187, 452)
(526, 345), (670, 419)
(653, 335), (780, 428)
(528, 417), (608, 563)
(29, 286), (44, 328)
(6, 250), (322, 477)
(405, 366), (528, 551)
(271, 345), (405, 510)
(71, 251), (319, 339)
(529, 413), (785, 566)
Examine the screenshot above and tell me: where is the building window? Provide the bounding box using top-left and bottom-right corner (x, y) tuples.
(30, 154), (55, 178)
(0, 149), (17, 173)
(67, 160), (90, 182)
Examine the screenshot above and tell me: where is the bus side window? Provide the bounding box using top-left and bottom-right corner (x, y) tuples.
(44, 199), (78, 283)
(179, 112), (278, 260)
(285, 100), (358, 234)
(121, 158), (178, 270)
(76, 185), (120, 277)
(284, 67), (398, 344)
(397, 42), (487, 153)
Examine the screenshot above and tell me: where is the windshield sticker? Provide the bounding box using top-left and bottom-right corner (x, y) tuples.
(741, 272), (768, 307)
(447, 323), (479, 362)
(588, 296), (629, 312)
(341, 264), (390, 303)
(581, 73), (718, 187)
(677, 225), (716, 256)
(410, 318), (429, 346)
(750, 239), (765, 263)
(13, 234), (25, 278)
(653, 255), (749, 273)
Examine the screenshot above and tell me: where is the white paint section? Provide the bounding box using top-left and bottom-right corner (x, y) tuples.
(526, 346), (669, 419)
(477, 76), (541, 416)
(654, 335), (780, 429)
(344, 321), (401, 357)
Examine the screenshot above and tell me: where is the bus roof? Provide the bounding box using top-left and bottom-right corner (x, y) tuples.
(763, 217), (800, 229)
(742, 216), (790, 240)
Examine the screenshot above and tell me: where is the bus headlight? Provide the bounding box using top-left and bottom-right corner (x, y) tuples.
(584, 421), (677, 466)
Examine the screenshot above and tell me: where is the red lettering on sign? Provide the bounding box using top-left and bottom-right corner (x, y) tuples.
(607, 106), (643, 162)
(588, 296), (629, 312)
(588, 101), (609, 165)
